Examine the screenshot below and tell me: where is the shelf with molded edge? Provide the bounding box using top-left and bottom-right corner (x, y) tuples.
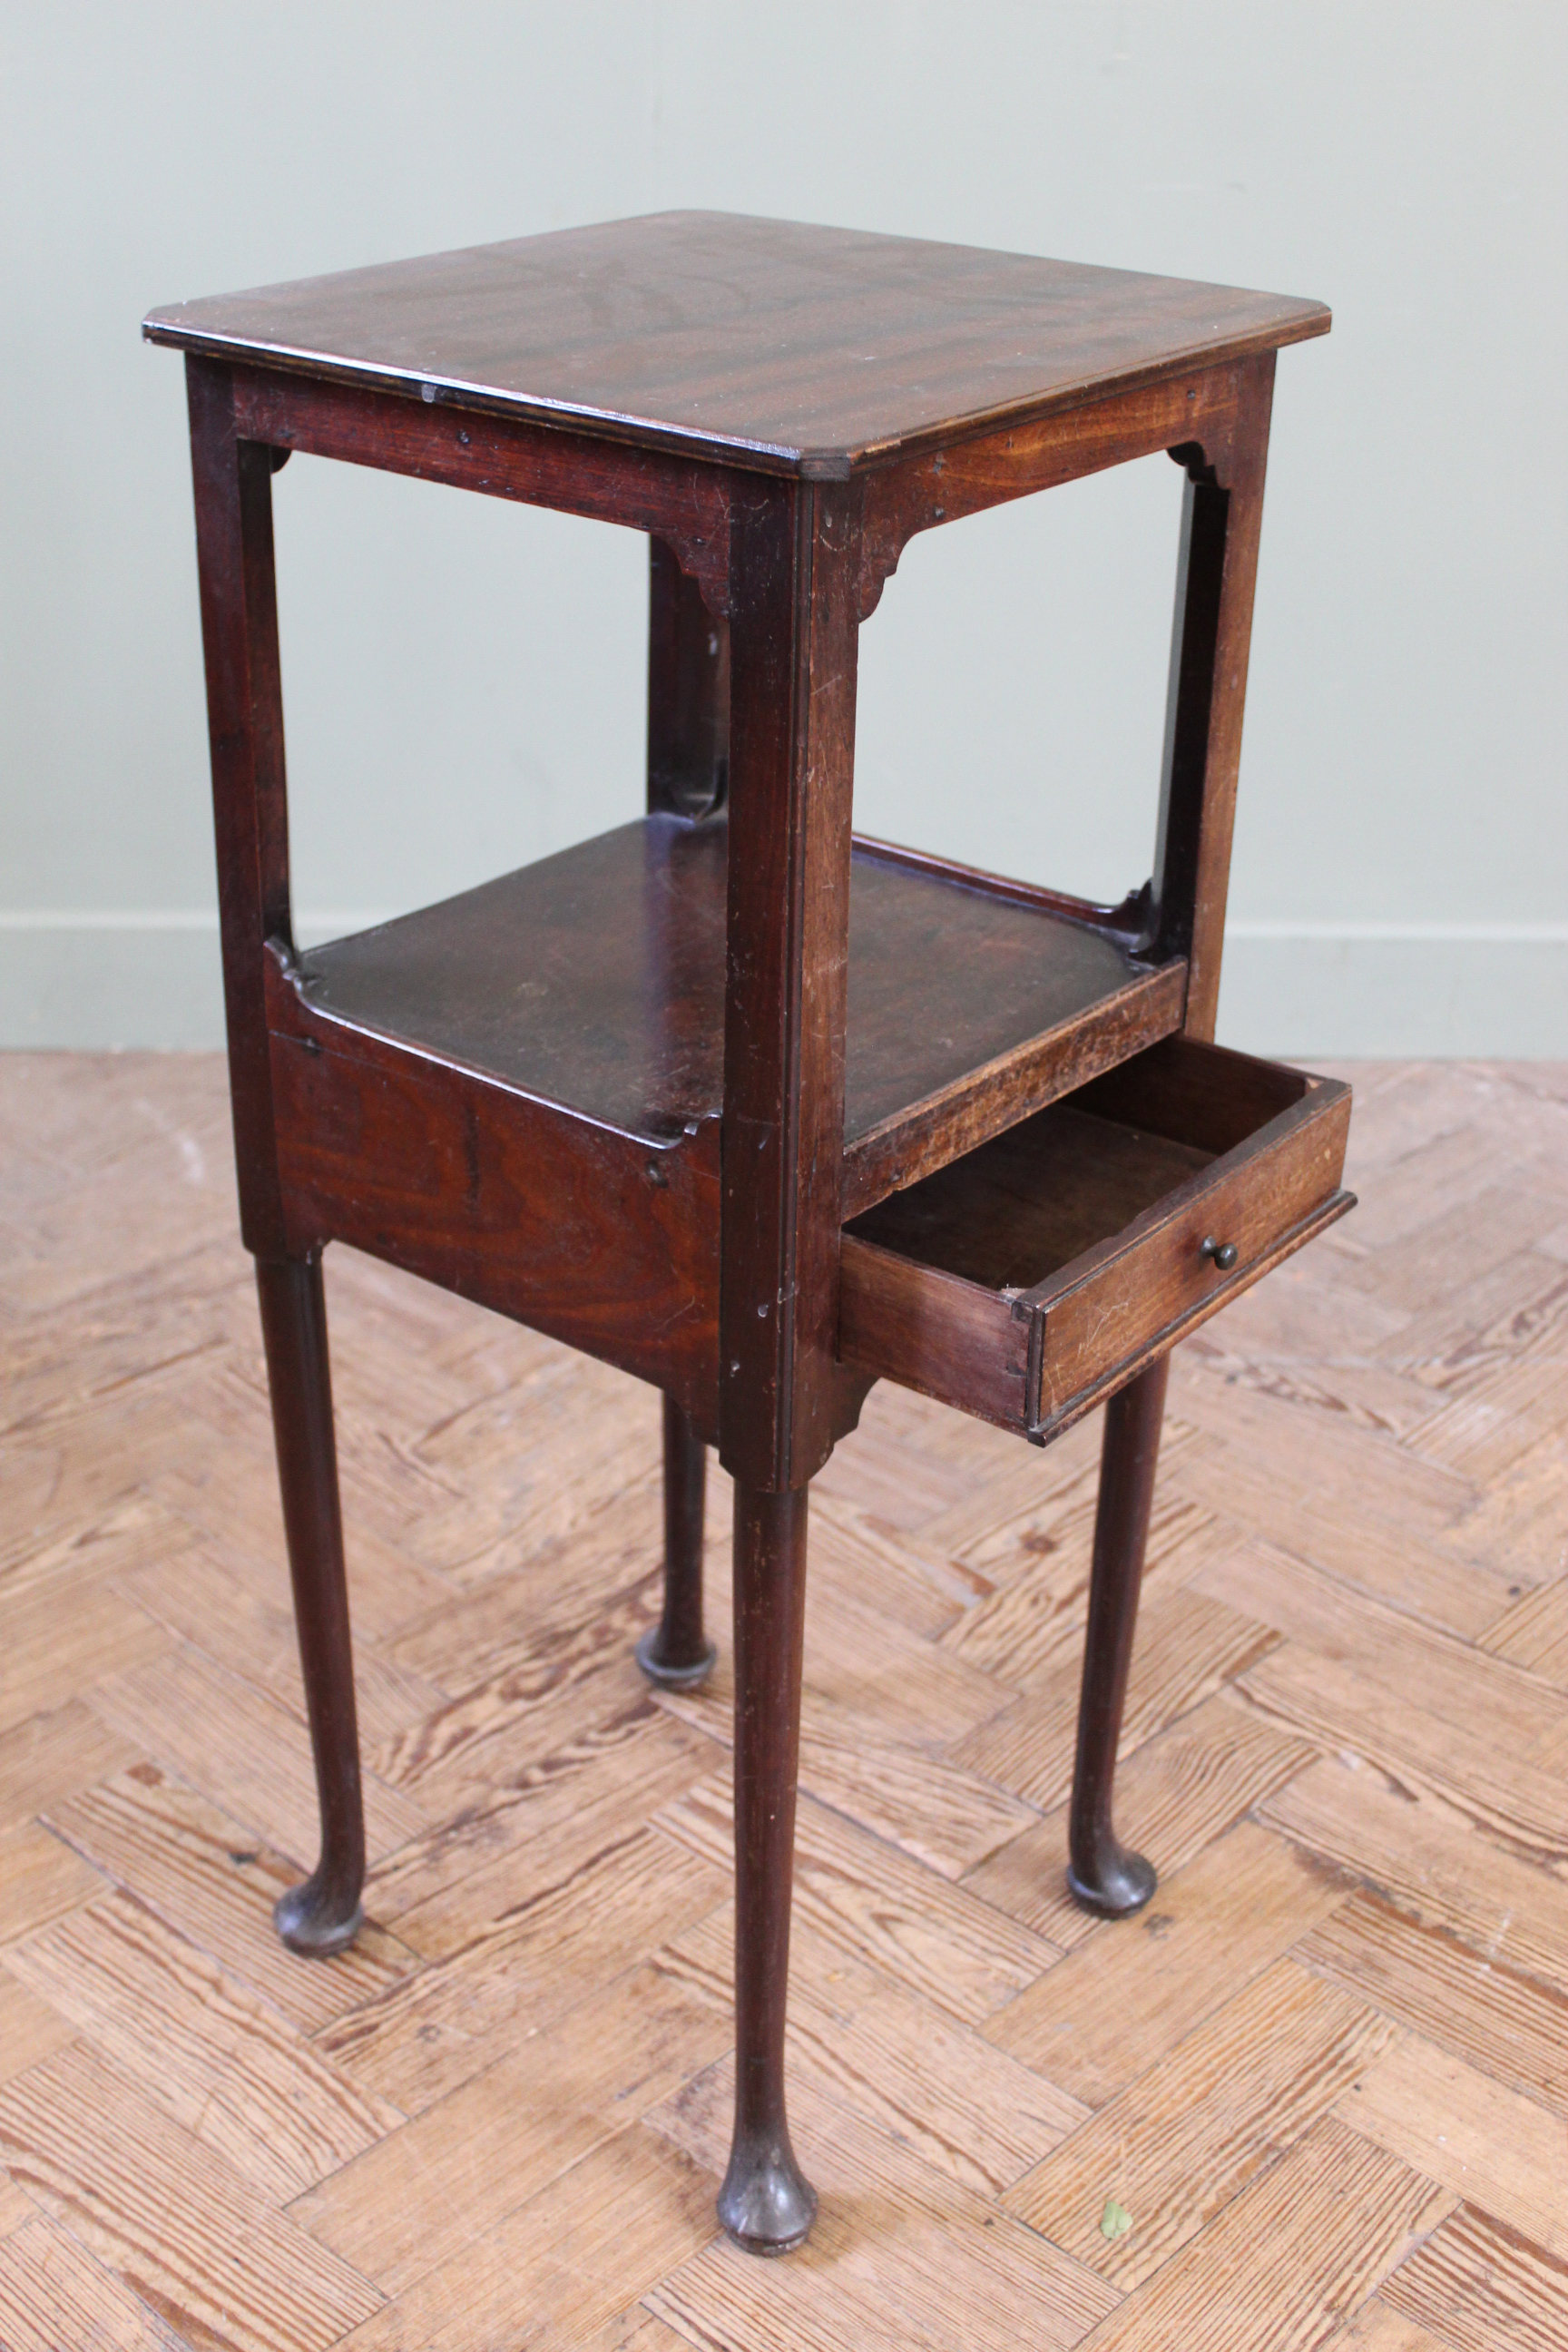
(266, 810), (1188, 1223)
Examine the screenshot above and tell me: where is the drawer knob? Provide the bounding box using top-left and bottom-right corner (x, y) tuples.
(1200, 1235), (1239, 1270)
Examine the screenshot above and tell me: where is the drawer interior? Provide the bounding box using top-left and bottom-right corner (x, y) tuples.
(838, 1036), (1352, 1442)
(844, 1039), (1314, 1293)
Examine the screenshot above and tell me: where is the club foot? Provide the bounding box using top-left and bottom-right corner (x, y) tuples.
(717, 2133), (818, 2256)
(635, 1626), (719, 1690)
(273, 1875), (364, 1956)
(1065, 1843), (1157, 1919)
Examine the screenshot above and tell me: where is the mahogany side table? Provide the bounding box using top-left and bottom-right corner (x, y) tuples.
(145, 213), (1351, 2256)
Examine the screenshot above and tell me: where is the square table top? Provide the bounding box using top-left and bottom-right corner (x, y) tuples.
(144, 211), (1328, 478)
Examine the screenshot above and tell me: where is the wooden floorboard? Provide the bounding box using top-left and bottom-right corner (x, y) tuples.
(1, 1053), (1564, 2346)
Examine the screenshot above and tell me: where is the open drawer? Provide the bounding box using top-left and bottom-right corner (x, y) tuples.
(838, 1037), (1353, 1445)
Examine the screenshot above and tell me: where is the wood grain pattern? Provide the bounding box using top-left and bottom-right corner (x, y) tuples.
(655, 1673), (1038, 1879)
(1007, 1958), (1396, 2286)
(662, 1906), (1087, 2200)
(0, 2212), (189, 2352)
(294, 1957), (733, 2293)
(1238, 1641), (1568, 1867)
(1328, 2308), (1456, 2352)
(331, 2125), (718, 2352)
(1479, 1575), (1568, 1686)
(318, 1830), (726, 2113)
(370, 1604), (688, 1815)
(953, 1586), (1279, 1812)
(87, 1642), (426, 1867)
(984, 1821), (1348, 2102)
(1296, 1891), (1568, 2115)
(0, 2041), (383, 2352)
(1382, 2204), (1568, 2352)
(0, 2171), (34, 2239)
(44, 1763), (417, 2034)
(646, 2059), (1120, 2352)
(1073, 2117), (1452, 2351)
(1339, 2034), (1568, 2259)
(0, 1579), (172, 1740)
(123, 1538), (444, 1749)
(858, 363), (1245, 614)
(5, 1054), (1565, 2343)
(1259, 1749), (1568, 1997)
(1198, 1541), (1568, 1757)
(144, 211), (1328, 475)
(962, 1690), (1316, 1948)
(0, 1970), (75, 2088)
(577, 2318), (697, 2352)
(654, 1775), (1060, 2024)
(0, 1702), (138, 1835)
(267, 993), (726, 1431)
(0, 1818), (103, 1943)
(363, 1702), (710, 1931)
(5, 1889), (402, 2199)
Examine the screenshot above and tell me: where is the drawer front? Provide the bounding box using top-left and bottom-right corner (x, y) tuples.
(838, 1052), (1353, 1445)
(1028, 1083), (1351, 1436)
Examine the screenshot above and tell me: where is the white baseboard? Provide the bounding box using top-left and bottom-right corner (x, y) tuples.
(1216, 924), (1568, 1058)
(0, 915), (226, 1051)
(0, 912), (385, 1052)
(2, 913), (1565, 1057)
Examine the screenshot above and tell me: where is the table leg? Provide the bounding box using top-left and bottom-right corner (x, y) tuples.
(718, 1480), (817, 2254)
(1066, 1353), (1169, 1917)
(255, 1254), (365, 1955)
(715, 476), (858, 2253)
(636, 1396), (717, 1688)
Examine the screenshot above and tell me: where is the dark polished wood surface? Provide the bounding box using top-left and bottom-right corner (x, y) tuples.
(846, 1102), (1212, 1291)
(159, 220), (1338, 2266)
(145, 212), (1328, 477)
(839, 1039), (1353, 1445)
(295, 817), (727, 1145)
(287, 814), (1184, 1210)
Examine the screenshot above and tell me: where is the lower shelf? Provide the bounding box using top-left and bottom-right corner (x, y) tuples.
(838, 1036), (1354, 1443)
(280, 812), (1185, 1218)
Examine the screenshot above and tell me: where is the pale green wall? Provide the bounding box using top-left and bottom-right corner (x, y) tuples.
(3, 2), (1564, 1050)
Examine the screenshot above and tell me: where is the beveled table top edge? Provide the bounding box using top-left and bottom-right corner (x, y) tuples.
(142, 210), (1330, 479)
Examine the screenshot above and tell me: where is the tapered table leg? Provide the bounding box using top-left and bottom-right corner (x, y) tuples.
(636, 1395), (718, 1688)
(718, 1482), (817, 2254)
(1066, 1353), (1169, 1918)
(255, 1255), (366, 1955)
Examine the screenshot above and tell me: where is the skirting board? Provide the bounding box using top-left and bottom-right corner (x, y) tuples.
(1216, 925), (1568, 1059)
(1, 915), (1566, 1057)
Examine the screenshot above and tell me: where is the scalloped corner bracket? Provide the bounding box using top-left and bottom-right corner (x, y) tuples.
(858, 549), (897, 623)
(1168, 439), (1222, 490)
(1166, 397), (1262, 493)
(662, 507), (735, 622)
(857, 507), (921, 622)
(858, 368), (1247, 622)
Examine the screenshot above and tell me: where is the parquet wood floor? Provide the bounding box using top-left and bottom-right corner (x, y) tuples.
(2, 1054), (1566, 2351)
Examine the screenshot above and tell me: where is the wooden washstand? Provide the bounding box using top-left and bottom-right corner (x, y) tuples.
(145, 212), (1349, 2257)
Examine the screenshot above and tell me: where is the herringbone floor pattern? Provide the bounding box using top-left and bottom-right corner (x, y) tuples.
(2, 1054), (1566, 2350)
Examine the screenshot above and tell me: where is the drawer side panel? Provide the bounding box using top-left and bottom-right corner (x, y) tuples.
(838, 1237), (1031, 1433)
